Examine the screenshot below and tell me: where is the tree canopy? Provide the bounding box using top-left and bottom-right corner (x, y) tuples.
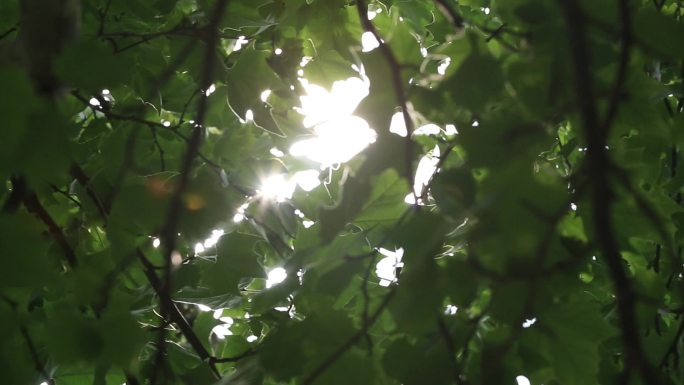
(1, 0), (684, 384)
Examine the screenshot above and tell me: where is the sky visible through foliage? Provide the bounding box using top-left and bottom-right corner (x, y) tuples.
(1, 1), (684, 385)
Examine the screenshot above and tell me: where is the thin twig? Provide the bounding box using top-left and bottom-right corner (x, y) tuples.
(97, 0), (113, 36)
(150, 127), (166, 171)
(659, 317), (684, 368)
(356, 0), (416, 194)
(0, 26), (18, 41)
(361, 253), (377, 352)
(301, 288), (397, 385)
(437, 316), (461, 384)
(70, 164), (109, 222)
(211, 348), (258, 363)
(2, 296), (55, 385)
(602, 0), (632, 133)
(50, 185), (82, 207)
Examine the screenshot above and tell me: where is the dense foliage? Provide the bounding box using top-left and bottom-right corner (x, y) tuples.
(1, 0), (684, 384)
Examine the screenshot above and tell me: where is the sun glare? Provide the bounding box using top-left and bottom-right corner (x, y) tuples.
(266, 267), (287, 288)
(376, 248), (404, 286)
(259, 174), (295, 202)
(405, 145), (440, 205)
(289, 77), (375, 168)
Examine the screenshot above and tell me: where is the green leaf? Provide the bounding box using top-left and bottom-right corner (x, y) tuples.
(199, 232), (265, 295)
(633, 9), (684, 59)
(56, 40), (134, 91)
(354, 169), (409, 227)
(226, 47), (285, 135)
(540, 299), (617, 385)
(441, 39), (504, 111)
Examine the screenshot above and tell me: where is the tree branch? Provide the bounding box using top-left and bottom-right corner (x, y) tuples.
(433, 0), (465, 29)
(557, 1), (659, 384)
(136, 249), (220, 378)
(9, 177), (78, 268)
(155, 1), (230, 380)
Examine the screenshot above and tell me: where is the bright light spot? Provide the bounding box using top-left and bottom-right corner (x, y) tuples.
(303, 220), (315, 228)
(293, 170), (321, 191)
(570, 203), (577, 211)
(446, 125), (458, 137)
(213, 309), (223, 319)
(197, 304), (212, 312)
(361, 31), (380, 52)
(266, 267), (287, 288)
(260, 89), (272, 102)
(270, 147), (285, 157)
(290, 116), (376, 167)
(246, 335), (258, 342)
(437, 57), (451, 75)
(300, 56), (312, 67)
(389, 111), (408, 137)
(445, 304), (458, 315)
(211, 323), (232, 339)
(233, 35), (248, 51)
(420, 47), (428, 57)
(244, 109), (254, 122)
(274, 48), (283, 55)
(101, 89), (110, 95)
(259, 174), (296, 202)
(194, 242), (205, 254)
(515, 375), (531, 385)
(472, 120), (479, 127)
(376, 248), (404, 286)
(294, 209), (305, 218)
(368, 11), (377, 20)
(522, 318), (536, 328)
(290, 77), (374, 167)
(592, 255), (597, 261)
(171, 251), (183, 266)
(205, 83), (216, 96)
(414, 123), (441, 136)
(152, 238), (160, 248)
(233, 202), (249, 223)
(298, 78), (368, 128)
(406, 146), (440, 204)
(203, 229), (224, 248)
(40, 382), (49, 385)
(482, 7), (491, 15)
(162, 121), (171, 127)
(89, 97), (100, 106)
